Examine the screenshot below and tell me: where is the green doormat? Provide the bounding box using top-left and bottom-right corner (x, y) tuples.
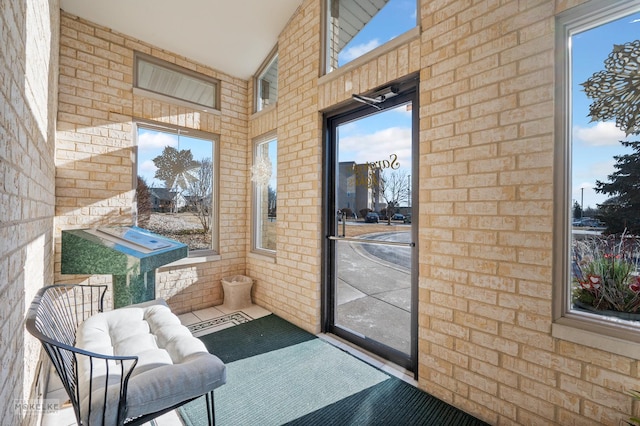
(198, 313), (317, 363)
(178, 314), (488, 426)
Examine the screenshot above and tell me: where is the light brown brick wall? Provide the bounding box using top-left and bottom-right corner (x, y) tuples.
(55, 12), (249, 314)
(245, 0), (325, 330)
(414, 1), (636, 424)
(4, 0), (639, 425)
(248, 0), (639, 424)
(0, 0), (59, 424)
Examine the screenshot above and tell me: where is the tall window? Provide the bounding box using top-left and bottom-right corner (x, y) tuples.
(135, 122), (218, 255)
(325, 0), (417, 73)
(256, 52), (278, 112)
(556, 1), (640, 336)
(252, 134), (277, 253)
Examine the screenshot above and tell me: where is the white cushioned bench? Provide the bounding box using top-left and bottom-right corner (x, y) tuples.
(26, 285), (226, 426)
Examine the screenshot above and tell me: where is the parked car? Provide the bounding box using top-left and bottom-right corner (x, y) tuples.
(403, 214), (411, 224)
(573, 218), (604, 228)
(392, 213), (405, 220)
(364, 212), (379, 223)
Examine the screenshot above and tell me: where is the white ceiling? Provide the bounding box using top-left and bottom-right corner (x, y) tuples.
(59, 0), (304, 80)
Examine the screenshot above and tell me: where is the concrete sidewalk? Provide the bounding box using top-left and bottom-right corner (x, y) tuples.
(335, 236), (412, 354)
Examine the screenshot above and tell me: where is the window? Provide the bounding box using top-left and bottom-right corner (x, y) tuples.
(555, 0), (640, 341)
(256, 51), (278, 112)
(324, 0), (417, 73)
(135, 122), (218, 255)
(134, 52), (219, 111)
(252, 133), (277, 253)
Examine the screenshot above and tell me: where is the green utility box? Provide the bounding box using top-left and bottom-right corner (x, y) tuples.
(62, 226), (187, 308)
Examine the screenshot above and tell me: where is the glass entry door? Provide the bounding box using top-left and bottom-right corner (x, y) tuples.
(324, 84), (417, 373)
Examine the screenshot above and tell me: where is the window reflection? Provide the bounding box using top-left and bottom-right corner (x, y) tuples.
(257, 54), (278, 112)
(136, 125), (216, 252)
(253, 137), (277, 252)
(569, 9), (640, 320)
(325, 0), (417, 73)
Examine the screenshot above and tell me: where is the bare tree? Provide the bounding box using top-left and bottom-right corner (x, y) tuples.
(268, 184), (277, 218)
(377, 169), (409, 225)
(186, 157), (213, 233)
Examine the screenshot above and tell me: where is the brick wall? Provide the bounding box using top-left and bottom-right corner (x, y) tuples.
(247, 1), (423, 331)
(245, 1), (324, 330)
(417, 0), (557, 419)
(3, 0), (638, 425)
(414, 1), (636, 424)
(56, 12), (249, 314)
(250, 0), (639, 424)
(0, 0), (58, 424)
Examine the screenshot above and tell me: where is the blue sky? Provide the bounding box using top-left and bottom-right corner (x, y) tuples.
(138, 128), (278, 190)
(137, 128), (213, 188)
(338, 0), (416, 66)
(337, 0), (415, 178)
(256, 138), (278, 190)
(337, 105), (413, 179)
(571, 11), (640, 209)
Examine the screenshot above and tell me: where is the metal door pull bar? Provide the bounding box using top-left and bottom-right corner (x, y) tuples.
(327, 236), (415, 247)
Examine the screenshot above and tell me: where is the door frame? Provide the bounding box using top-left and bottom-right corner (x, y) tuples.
(321, 76), (419, 376)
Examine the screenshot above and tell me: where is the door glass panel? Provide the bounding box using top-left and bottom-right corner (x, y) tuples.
(332, 102), (413, 356)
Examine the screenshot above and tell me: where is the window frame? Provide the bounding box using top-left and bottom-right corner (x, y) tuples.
(552, 0), (640, 351)
(322, 0), (419, 75)
(254, 47), (278, 113)
(134, 120), (220, 259)
(133, 51), (220, 112)
(251, 131), (277, 256)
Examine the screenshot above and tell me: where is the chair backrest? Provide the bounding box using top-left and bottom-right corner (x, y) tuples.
(25, 285), (108, 424)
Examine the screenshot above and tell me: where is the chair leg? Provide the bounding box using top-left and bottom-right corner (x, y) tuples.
(205, 390), (215, 426)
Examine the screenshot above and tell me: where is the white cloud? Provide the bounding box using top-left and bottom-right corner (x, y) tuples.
(339, 39), (381, 63)
(573, 159), (617, 208)
(138, 131), (177, 151)
(573, 121), (627, 147)
(340, 127), (412, 170)
(574, 159), (615, 182)
(139, 159), (157, 175)
(590, 159), (616, 179)
(391, 104), (413, 118)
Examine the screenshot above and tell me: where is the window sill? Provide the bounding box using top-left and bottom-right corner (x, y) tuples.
(248, 251), (276, 263)
(552, 316), (640, 360)
(158, 251), (221, 270)
(252, 103), (277, 117)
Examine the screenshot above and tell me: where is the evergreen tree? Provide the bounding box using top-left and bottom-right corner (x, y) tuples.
(136, 176), (152, 228)
(573, 201), (582, 219)
(595, 140), (640, 234)
(582, 41), (640, 235)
